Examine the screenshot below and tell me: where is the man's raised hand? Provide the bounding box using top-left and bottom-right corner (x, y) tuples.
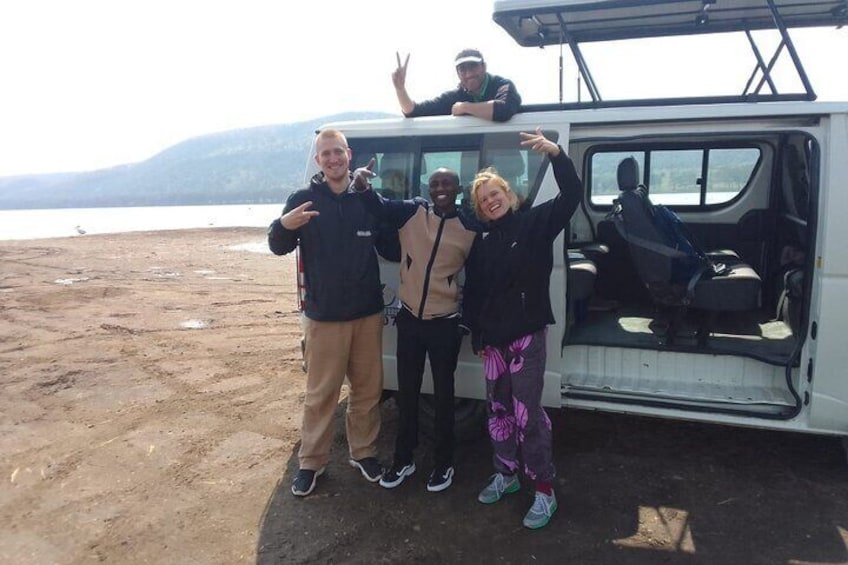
(280, 201), (319, 230)
(392, 51), (410, 90)
(520, 127), (561, 157)
(350, 158), (377, 192)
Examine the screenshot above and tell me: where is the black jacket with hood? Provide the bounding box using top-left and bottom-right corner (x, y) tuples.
(462, 149), (582, 351)
(268, 172), (383, 322)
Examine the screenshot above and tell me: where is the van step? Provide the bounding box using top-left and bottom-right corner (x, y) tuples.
(563, 376), (795, 408)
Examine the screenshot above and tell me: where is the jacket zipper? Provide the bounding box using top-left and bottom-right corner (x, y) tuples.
(417, 215), (447, 319)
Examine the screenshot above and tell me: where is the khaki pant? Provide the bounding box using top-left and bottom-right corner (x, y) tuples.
(298, 312), (383, 470)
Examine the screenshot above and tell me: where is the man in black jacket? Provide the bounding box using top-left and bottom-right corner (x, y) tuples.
(268, 129), (385, 497)
(392, 48), (522, 122)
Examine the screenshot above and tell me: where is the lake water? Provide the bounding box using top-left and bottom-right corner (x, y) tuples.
(0, 204), (283, 241)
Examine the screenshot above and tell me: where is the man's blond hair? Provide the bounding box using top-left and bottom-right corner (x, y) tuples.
(315, 128), (348, 150)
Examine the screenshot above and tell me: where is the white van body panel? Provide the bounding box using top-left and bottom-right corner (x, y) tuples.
(807, 113), (848, 432)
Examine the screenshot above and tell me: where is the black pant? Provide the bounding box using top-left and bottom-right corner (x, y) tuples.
(394, 307), (462, 469)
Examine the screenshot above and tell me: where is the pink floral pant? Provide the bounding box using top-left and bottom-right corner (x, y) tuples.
(482, 328), (554, 483)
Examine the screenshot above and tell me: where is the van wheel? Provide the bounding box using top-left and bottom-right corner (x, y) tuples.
(380, 389), (395, 403)
(842, 437), (848, 466)
(418, 395), (487, 443)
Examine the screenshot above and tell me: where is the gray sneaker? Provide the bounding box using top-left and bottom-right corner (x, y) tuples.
(522, 490), (558, 529)
(477, 472), (520, 504)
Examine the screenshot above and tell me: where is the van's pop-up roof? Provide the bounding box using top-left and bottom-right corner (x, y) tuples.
(493, 0), (848, 106)
(493, 0), (847, 44)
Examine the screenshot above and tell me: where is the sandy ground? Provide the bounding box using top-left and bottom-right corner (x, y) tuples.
(2, 227), (848, 565)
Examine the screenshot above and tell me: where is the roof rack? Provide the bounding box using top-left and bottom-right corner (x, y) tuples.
(493, 0), (848, 107)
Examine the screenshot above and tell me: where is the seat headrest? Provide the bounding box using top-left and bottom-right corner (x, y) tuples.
(488, 149), (526, 179)
(617, 157), (641, 192)
(380, 153), (410, 176)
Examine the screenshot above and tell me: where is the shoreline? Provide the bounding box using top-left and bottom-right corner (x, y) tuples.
(0, 225), (272, 242)
(0, 204), (282, 241)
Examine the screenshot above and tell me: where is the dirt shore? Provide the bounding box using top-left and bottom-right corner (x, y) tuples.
(2, 228), (848, 565)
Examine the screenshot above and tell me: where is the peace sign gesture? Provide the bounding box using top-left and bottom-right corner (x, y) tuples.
(392, 51), (410, 90)
(520, 127), (561, 157)
(280, 201), (320, 230)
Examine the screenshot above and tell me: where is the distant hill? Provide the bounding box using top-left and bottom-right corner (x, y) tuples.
(0, 111), (395, 209)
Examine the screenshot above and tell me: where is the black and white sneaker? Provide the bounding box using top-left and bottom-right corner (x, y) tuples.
(426, 466), (454, 492)
(291, 467), (325, 497)
(379, 461), (416, 489)
(349, 457), (383, 482)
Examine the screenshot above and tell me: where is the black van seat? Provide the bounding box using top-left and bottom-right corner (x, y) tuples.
(595, 216), (651, 303)
(566, 251), (597, 324)
(570, 241), (609, 265)
(689, 261), (761, 311)
(567, 251), (597, 303)
(687, 248), (759, 310)
(610, 157), (761, 343)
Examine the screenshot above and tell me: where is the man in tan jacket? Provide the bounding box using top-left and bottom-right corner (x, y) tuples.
(356, 167), (478, 492)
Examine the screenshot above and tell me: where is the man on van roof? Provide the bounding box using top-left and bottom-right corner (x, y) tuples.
(392, 48), (522, 122)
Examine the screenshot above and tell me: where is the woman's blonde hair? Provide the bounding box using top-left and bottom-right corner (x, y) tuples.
(470, 167), (520, 220)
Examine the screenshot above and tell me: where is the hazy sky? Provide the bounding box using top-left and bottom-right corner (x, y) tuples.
(1, 0), (846, 177)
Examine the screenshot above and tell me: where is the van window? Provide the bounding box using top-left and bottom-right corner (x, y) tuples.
(358, 152), (410, 200)
(589, 151), (645, 206)
(481, 130), (558, 206)
(347, 152), (414, 200)
(589, 146), (760, 207)
(704, 148), (761, 204)
(348, 131), (558, 206)
(421, 150), (480, 205)
(349, 140), (417, 201)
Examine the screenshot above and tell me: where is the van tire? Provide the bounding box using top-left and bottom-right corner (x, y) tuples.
(419, 395), (487, 443)
(841, 437), (848, 466)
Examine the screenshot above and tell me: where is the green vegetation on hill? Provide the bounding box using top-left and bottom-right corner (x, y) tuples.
(0, 112), (394, 209)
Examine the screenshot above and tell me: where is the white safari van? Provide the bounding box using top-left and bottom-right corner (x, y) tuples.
(303, 0), (848, 440)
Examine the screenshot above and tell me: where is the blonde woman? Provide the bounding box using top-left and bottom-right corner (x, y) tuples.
(462, 128), (583, 529)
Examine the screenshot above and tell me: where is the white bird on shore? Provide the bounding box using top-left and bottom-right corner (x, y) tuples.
(75, 225), (86, 235)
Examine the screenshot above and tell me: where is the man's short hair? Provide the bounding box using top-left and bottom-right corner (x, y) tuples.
(455, 48), (484, 67)
(315, 128), (348, 147)
(429, 168), (460, 187)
